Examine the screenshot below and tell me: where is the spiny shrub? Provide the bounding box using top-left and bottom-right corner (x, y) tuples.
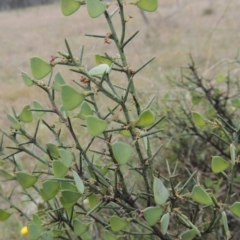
(0, 1), (240, 240)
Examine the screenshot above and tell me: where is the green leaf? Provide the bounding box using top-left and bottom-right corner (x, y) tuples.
(41, 180), (59, 201)
(86, 116), (108, 137)
(95, 164), (108, 175)
(88, 194), (99, 209)
(161, 213), (170, 235)
(30, 57), (52, 80)
(143, 206), (163, 226)
(59, 149), (74, 168)
(230, 202), (240, 217)
(191, 185), (213, 205)
(86, 0), (106, 18)
(33, 100), (45, 117)
(61, 190), (81, 203)
(60, 196), (76, 209)
(0, 169), (14, 180)
(28, 223), (44, 240)
(88, 64), (110, 77)
(211, 156), (230, 173)
(112, 142), (133, 165)
(103, 230), (117, 240)
(61, 84), (85, 111)
(78, 101), (93, 120)
(119, 129), (131, 137)
(135, 109), (155, 127)
(46, 143), (59, 159)
(190, 92), (202, 105)
(52, 160), (68, 178)
(7, 113), (21, 130)
(53, 72), (66, 92)
(32, 214), (41, 225)
(0, 209), (11, 221)
(18, 105), (33, 123)
(110, 216), (128, 232)
(60, 0), (81, 16)
(181, 229), (198, 240)
(16, 171), (38, 189)
(192, 111), (206, 127)
(153, 176), (169, 205)
(41, 231), (54, 240)
(60, 181), (78, 192)
(73, 219), (87, 236)
(73, 170), (85, 194)
(95, 54), (112, 66)
(21, 71), (33, 87)
(136, 0), (158, 12)
(232, 98), (240, 108)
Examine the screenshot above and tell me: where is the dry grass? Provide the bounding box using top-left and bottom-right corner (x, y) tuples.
(0, 0), (240, 238)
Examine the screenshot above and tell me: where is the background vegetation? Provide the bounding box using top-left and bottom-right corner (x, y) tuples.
(1, 0), (240, 239)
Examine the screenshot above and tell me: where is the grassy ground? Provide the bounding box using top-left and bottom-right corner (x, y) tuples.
(1, 0), (240, 238)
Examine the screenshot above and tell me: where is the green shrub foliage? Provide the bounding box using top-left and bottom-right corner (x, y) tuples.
(0, 1), (239, 240)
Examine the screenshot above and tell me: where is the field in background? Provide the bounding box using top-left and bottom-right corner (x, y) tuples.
(0, 0), (240, 238)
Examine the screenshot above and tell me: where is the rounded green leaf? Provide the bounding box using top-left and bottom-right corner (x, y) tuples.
(143, 206), (163, 226)
(0, 209), (12, 221)
(230, 202), (240, 217)
(191, 185), (213, 205)
(136, 0), (158, 12)
(110, 216), (128, 232)
(119, 129), (131, 137)
(60, 0), (81, 16)
(73, 219), (87, 236)
(78, 101), (93, 120)
(88, 64), (110, 77)
(52, 160), (68, 178)
(59, 149), (74, 168)
(7, 113), (21, 130)
(161, 213), (170, 235)
(33, 100), (45, 117)
(88, 194), (99, 209)
(60, 181), (78, 192)
(61, 84), (85, 111)
(61, 190), (81, 203)
(41, 231), (54, 240)
(73, 170), (85, 194)
(28, 223), (44, 240)
(42, 180), (59, 200)
(95, 54), (112, 66)
(32, 214), (42, 225)
(112, 142), (133, 165)
(192, 111), (206, 127)
(53, 72), (66, 92)
(86, 116), (108, 136)
(153, 177), (169, 205)
(135, 109), (155, 127)
(16, 171), (38, 189)
(46, 143), (59, 159)
(60, 196), (76, 209)
(103, 230), (117, 240)
(18, 105), (33, 123)
(30, 57), (52, 80)
(21, 71), (33, 87)
(211, 156), (230, 173)
(181, 229), (198, 240)
(95, 164), (108, 175)
(86, 0), (106, 18)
